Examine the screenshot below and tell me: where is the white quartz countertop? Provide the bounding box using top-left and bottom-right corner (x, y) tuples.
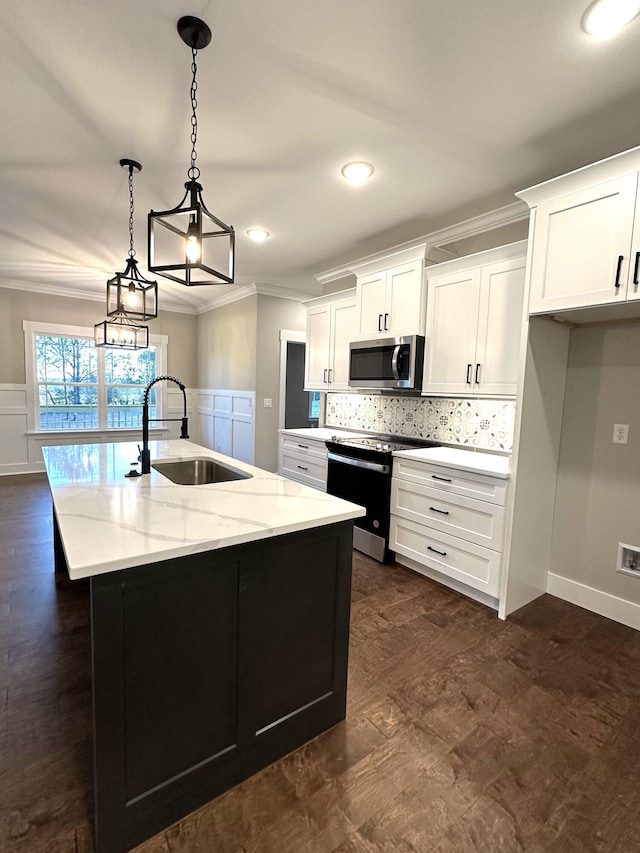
(279, 427), (367, 441)
(392, 446), (511, 479)
(43, 440), (365, 580)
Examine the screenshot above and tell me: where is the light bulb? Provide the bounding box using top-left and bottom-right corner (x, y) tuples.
(247, 228), (270, 242)
(186, 235), (201, 263)
(341, 161), (374, 185)
(185, 217), (201, 263)
(125, 285), (138, 308)
(583, 0), (640, 36)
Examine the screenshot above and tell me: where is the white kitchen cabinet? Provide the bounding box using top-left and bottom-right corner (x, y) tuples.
(278, 433), (328, 490)
(390, 455), (509, 601)
(304, 291), (356, 391)
(423, 242), (526, 397)
(356, 259), (425, 338)
(516, 147), (640, 314)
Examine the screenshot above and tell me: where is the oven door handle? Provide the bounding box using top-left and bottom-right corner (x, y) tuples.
(391, 344), (401, 380)
(327, 452), (390, 474)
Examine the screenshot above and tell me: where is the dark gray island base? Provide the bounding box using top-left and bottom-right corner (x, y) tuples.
(86, 520), (353, 853)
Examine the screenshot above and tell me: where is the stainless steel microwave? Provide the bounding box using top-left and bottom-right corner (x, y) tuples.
(349, 335), (425, 390)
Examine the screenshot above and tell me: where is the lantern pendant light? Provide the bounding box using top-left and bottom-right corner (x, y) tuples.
(148, 16), (235, 286)
(95, 159), (155, 350)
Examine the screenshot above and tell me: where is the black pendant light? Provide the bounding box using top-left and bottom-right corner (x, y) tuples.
(95, 159), (156, 350)
(148, 16), (235, 286)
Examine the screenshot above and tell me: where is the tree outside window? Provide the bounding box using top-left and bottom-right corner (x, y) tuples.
(36, 335), (157, 430)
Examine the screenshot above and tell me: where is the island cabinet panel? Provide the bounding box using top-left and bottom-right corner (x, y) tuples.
(122, 559), (240, 801)
(90, 521), (353, 853)
(255, 535), (340, 732)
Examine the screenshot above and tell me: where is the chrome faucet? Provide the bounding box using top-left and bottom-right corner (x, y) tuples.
(139, 375), (189, 475)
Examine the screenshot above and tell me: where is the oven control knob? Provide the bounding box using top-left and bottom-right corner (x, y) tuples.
(373, 520), (380, 528)
(382, 444), (389, 451)
(375, 443), (382, 450)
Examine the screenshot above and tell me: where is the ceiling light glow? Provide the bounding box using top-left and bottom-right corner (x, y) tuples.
(341, 162), (374, 185)
(583, 0), (640, 36)
(247, 228), (270, 242)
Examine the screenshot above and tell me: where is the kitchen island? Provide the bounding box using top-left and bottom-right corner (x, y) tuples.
(43, 439), (364, 853)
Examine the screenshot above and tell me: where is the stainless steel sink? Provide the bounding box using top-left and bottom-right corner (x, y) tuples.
(152, 457), (252, 485)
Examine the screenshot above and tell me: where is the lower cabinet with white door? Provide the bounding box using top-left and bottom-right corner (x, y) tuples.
(389, 449), (510, 606)
(278, 428), (364, 491)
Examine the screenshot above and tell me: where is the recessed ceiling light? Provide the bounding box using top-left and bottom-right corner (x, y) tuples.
(341, 162), (374, 185)
(246, 228), (270, 242)
(582, 0), (640, 36)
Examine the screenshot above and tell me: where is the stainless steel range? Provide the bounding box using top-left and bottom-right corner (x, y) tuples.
(325, 434), (440, 562)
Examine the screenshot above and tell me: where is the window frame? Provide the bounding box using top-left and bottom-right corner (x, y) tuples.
(23, 321), (168, 434)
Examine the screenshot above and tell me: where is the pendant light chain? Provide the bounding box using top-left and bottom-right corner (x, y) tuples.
(127, 165), (136, 258)
(188, 46), (201, 181)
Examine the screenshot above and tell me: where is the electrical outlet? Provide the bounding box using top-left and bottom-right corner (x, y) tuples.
(263, 398), (273, 408)
(613, 423), (629, 444)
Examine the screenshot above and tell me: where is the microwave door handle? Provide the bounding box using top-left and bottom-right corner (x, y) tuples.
(391, 345), (401, 380)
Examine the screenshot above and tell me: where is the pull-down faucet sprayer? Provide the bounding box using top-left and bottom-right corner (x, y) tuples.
(139, 375), (189, 475)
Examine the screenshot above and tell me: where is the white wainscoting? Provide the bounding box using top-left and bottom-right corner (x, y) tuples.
(195, 389), (255, 464)
(0, 385), (255, 475)
(0, 385), (30, 475)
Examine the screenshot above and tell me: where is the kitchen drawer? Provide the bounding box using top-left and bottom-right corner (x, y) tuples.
(279, 450), (328, 491)
(391, 479), (505, 550)
(392, 458), (507, 506)
(389, 515), (501, 597)
(280, 435), (328, 459)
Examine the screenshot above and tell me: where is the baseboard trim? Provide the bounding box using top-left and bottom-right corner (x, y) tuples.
(0, 462), (45, 476)
(547, 572), (640, 631)
(395, 554), (499, 613)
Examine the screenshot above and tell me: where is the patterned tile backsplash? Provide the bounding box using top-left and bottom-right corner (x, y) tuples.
(325, 394), (515, 453)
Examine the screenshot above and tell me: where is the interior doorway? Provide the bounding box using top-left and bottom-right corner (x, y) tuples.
(278, 330), (321, 430)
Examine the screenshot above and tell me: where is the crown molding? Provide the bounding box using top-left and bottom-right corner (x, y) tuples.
(0, 278), (200, 315)
(196, 282), (319, 315)
(315, 201), (529, 284)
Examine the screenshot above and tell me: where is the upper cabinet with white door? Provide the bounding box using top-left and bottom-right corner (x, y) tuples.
(304, 290), (357, 391)
(422, 242), (527, 397)
(352, 244), (427, 339)
(516, 146), (640, 314)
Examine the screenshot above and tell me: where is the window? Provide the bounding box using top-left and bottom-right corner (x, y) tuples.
(25, 322), (167, 433)
(309, 390), (321, 420)
(104, 348), (157, 429)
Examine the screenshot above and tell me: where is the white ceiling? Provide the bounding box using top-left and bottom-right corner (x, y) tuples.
(3, 0), (640, 312)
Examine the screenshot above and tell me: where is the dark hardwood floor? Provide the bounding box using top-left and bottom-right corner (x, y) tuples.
(2, 475), (640, 853)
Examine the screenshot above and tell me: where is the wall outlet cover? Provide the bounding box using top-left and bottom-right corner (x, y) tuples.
(613, 424), (629, 444)
(263, 398), (273, 408)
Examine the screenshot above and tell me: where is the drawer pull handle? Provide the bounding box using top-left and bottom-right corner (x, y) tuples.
(429, 506), (450, 515)
(428, 546), (447, 557)
(634, 251), (640, 286)
(615, 254), (624, 289)
(297, 444), (309, 449)
(297, 465), (308, 471)
(432, 475), (452, 483)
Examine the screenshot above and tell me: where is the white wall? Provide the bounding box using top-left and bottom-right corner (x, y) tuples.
(549, 324), (640, 621)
